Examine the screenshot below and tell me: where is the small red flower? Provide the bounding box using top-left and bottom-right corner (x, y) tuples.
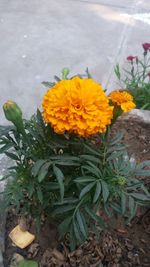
(147, 72), (150, 77)
(142, 43), (150, 51)
(127, 56), (137, 61)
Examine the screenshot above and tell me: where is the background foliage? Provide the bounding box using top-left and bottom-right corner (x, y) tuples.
(114, 45), (150, 110)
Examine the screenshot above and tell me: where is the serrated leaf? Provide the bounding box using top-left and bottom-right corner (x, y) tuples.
(93, 181), (101, 203)
(79, 182), (95, 199)
(101, 181), (109, 203)
(53, 165), (64, 202)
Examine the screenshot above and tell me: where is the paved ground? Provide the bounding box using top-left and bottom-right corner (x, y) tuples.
(0, 0), (150, 124)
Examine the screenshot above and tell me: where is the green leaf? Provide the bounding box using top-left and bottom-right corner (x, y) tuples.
(73, 218), (82, 243)
(129, 196), (135, 215)
(87, 161), (102, 176)
(70, 224), (76, 251)
(86, 67), (92, 78)
(137, 160), (150, 169)
(18, 260), (38, 267)
(85, 206), (104, 227)
(36, 109), (45, 127)
(28, 181), (34, 198)
(93, 181), (101, 203)
(135, 170), (150, 177)
(52, 204), (76, 215)
(101, 181), (109, 203)
(110, 131), (124, 146)
(82, 165), (100, 178)
(141, 184), (150, 196)
(55, 161), (80, 166)
(5, 151), (19, 160)
(53, 165), (64, 202)
(42, 81), (55, 88)
(38, 162), (51, 182)
(58, 216), (72, 238)
(76, 210), (87, 239)
(84, 144), (101, 157)
(37, 186), (43, 204)
(32, 160), (47, 177)
(0, 143), (13, 153)
(130, 193), (150, 201)
(0, 125), (14, 136)
(121, 192), (126, 214)
(79, 182), (95, 199)
(111, 203), (122, 214)
(80, 155), (100, 164)
(74, 176), (96, 184)
(0, 174), (11, 181)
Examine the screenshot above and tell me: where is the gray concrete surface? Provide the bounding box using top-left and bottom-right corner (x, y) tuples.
(0, 0), (149, 125)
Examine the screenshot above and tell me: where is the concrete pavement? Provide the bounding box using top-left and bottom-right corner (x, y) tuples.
(0, 0), (149, 124)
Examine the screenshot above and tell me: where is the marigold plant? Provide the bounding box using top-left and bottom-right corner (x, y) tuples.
(109, 90), (136, 112)
(42, 77), (113, 136)
(0, 69), (150, 252)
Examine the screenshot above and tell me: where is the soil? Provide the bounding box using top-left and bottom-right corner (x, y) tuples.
(3, 116), (150, 267)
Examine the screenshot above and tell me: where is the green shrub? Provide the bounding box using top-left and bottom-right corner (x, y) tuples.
(0, 70), (150, 250)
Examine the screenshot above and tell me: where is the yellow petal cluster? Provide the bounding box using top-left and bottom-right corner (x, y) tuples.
(109, 90), (136, 112)
(42, 77), (113, 137)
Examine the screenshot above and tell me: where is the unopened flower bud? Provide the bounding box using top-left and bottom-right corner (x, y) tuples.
(62, 68), (69, 79)
(3, 100), (25, 134)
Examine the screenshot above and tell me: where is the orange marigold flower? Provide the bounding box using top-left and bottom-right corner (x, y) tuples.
(109, 90), (136, 112)
(42, 77), (113, 137)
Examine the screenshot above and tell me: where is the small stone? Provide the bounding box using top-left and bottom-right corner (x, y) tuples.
(18, 217), (28, 232)
(28, 243), (40, 258)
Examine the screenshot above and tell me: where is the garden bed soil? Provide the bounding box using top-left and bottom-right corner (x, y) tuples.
(3, 116), (150, 267)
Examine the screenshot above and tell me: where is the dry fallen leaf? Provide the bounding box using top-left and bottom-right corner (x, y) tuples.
(9, 225), (35, 249)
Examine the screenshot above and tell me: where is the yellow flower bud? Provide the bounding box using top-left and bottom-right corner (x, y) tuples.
(118, 176), (126, 186)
